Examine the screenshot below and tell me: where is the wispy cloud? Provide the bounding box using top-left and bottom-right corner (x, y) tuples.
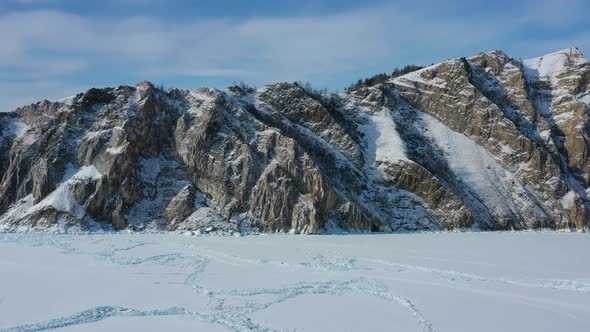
(0, 0), (589, 111)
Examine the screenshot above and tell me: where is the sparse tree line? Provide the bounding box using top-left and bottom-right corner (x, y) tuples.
(153, 64), (424, 97)
(345, 64), (424, 91)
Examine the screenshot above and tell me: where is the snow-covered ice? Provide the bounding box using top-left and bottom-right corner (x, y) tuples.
(1, 231), (589, 331)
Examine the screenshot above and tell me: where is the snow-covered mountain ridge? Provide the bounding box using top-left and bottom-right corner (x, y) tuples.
(1, 47), (589, 233)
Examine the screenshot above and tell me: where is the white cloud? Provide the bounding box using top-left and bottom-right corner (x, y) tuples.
(0, 5), (501, 80)
(0, 1), (589, 111)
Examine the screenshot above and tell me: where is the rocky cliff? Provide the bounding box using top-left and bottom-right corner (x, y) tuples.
(1, 47), (589, 233)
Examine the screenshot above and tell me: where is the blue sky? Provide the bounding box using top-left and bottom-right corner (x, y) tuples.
(1, 0), (589, 111)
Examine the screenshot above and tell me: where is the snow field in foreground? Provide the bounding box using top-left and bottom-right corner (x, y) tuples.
(0, 231), (589, 332)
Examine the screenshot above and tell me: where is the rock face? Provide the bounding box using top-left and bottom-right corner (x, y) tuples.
(1, 48), (589, 233)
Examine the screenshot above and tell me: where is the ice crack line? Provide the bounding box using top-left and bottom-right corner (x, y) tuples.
(0, 305), (274, 332)
(190, 278), (437, 332)
(187, 244), (369, 272)
(348, 256), (590, 293)
(0, 280), (436, 332)
(353, 281), (436, 332)
(0, 306), (189, 332)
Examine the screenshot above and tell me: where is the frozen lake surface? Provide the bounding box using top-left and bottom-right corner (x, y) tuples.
(1, 231), (589, 331)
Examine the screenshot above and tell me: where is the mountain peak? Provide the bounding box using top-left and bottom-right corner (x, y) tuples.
(136, 81), (155, 90)
(553, 46), (584, 57)
(523, 47), (589, 85)
(481, 49), (511, 60)
(2, 47), (590, 233)
(532, 47), (588, 63)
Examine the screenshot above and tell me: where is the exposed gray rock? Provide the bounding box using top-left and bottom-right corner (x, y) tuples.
(165, 185), (196, 228)
(1, 48), (589, 233)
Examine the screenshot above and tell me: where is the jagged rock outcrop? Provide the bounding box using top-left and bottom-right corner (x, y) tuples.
(1, 47), (589, 233)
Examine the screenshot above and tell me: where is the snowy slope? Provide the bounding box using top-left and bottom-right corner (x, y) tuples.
(365, 106), (407, 164)
(421, 112), (546, 227)
(1, 47), (590, 233)
(523, 47), (589, 86)
(0, 165), (103, 232)
(339, 91), (407, 168)
(1, 232), (590, 332)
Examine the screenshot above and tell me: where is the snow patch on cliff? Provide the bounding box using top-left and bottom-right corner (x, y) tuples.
(0, 166), (102, 226)
(523, 48), (588, 86)
(364, 107), (407, 165)
(560, 190), (577, 209)
(340, 92), (407, 168)
(421, 113), (543, 223)
(391, 62), (445, 88)
(1, 117), (31, 143)
(34, 166), (102, 219)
